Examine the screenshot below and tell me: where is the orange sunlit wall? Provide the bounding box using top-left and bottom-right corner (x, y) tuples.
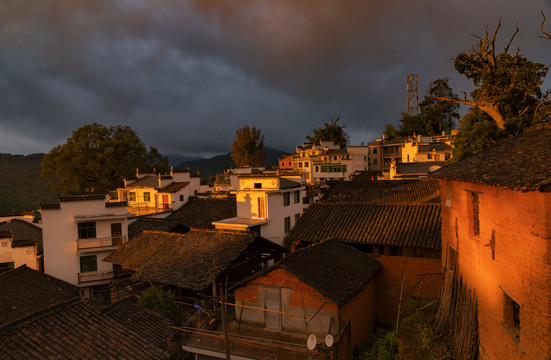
(440, 179), (551, 360)
(278, 154), (294, 170)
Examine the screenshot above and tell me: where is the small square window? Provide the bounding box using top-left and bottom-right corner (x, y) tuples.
(78, 222), (96, 239)
(80, 255), (97, 273)
(254, 183), (262, 189)
(129, 192), (136, 201)
(144, 192), (150, 202)
(180, 195), (184, 201)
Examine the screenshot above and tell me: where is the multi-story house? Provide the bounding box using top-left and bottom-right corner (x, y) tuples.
(41, 193), (128, 299)
(116, 168), (201, 216)
(0, 219), (43, 273)
(432, 124), (551, 360)
(368, 137), (406, 178)
(294, 141), (370, 183)
(401, 133), (455, 163)
(213, 173), (306, 245)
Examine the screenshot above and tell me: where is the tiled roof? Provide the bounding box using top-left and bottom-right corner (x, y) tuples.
(126, 175), (159, 188)
(105, 229), (262, 291)
(395, 162), (446, 175)
(284, 203), (441, 249)
(351, 171), (382, 181)
(60, 193), (107, 202)
(0, 300), (172, 359)
(161, 181), (189, 193)
(428, 143), (452, 152)
(239, 240), (382, 306)
(431, 124), (551, 191)
(321, 179), (440, 203)
(0, 266), (79, 328)
(165, 197), (237, 228)
(279, 178), (302, 189)
(0, 219), (42, 251)
(128, 218), (187, 239)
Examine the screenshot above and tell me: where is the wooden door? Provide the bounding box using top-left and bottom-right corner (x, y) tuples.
(264, 288), (282, 330)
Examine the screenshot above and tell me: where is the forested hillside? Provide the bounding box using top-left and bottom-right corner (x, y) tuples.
(0, 153), (58, 211)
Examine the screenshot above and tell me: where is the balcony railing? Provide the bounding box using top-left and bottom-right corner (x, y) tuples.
(77, 270), (114, 284)
(76, 236), (125, 250)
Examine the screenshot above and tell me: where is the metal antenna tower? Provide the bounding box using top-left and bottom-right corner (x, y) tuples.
(407, 74), (419, 115)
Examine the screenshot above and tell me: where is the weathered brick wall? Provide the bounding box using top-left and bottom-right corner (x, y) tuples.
(440, 179), (551, 360)
(371, 255), (443, 325)
(235, 267), (339, 337)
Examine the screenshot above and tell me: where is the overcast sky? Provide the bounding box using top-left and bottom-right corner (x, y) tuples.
(0, 0), (550, 158)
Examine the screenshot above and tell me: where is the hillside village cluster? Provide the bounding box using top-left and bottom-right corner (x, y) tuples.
(0, 126), (550, 360)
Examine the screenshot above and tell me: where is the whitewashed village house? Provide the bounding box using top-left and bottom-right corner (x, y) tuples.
(0, 219), (43, 273)
(213, 173), (306, 246)
(116, 168), (201, 217)
(41, 193), (128, 299)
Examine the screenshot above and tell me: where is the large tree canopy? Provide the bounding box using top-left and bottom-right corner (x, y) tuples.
(390, 78), (460, 137)
(442, 19), (550, 131)
(231, 125), (265, 167)
(306, 116), (349, 148)
(41, 123), (168, 195)
(444, 19), (550, 161)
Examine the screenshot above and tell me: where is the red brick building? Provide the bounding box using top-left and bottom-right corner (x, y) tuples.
(432, 124), (551, 360)
(285, 179), (444, 325)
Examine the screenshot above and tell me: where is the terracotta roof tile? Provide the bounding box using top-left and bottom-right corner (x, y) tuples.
(0, 219), (42, 251)
(105, 229), (263, 291)
(0, 266), (79, 328)
(0, 301), (172, 359)
(284, 203), (441, 249)
(321, 179), (440, 203)
(431, 124), (551, 191)
(165, 197), (237, 228)
(238, 240), (382, 306)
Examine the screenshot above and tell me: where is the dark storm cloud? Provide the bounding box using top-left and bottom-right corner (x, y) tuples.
(0, 0), (549, 156)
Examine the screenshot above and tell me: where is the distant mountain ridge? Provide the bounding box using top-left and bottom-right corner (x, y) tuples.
(175, 147), (289, 181)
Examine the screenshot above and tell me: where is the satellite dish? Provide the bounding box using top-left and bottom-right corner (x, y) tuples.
(307, 334), (317, 350)
(325, 334), (334, 347)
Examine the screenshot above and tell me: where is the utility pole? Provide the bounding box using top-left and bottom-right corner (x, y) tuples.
(219, 283), (231, 360)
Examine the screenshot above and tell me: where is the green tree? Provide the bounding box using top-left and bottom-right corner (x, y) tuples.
(306, 115), (349, 148)
(231, 125), (265, 167)
(41, 123), (168, 195)
(138, 285), (181, 325)
(419, 78), (460, 134)
(383, 124), (399, 139)
(452, 107), (501, 162)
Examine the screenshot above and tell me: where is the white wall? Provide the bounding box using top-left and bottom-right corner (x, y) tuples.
(42, 196), (128, 286)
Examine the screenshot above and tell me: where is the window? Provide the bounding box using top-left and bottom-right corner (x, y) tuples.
(373, 148), (377, 155)
(78, 222), (96, 239)
(427, 153), (432, 159)
(304, 162), (309, 167)
(471, 192), (480, 236)
(79, 255), (97, 273)
(407, 154), (410, 162)
(503, 291), (520, 341)
(334, 156), (337, 160)
(129, 192), (136, 201)
(298, 162), (302, 168)
(295, 213), (300, 224)
(373, 159), (378, 166)
(258, 197), (265, 218)
(111, 223), (123, 245)
(254, 183), (262, 189)
(143, 192), (150, 202)
(445, 153), (451, 161)
(180, 195), (184, 201)
(435, 155), (440, 161)
(0, 262), (14, 274)
(294, 190), (300, 204)
(283, 192), (290, 206)
(315, 166), (319, 172)
(284, 216), (291, 233)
